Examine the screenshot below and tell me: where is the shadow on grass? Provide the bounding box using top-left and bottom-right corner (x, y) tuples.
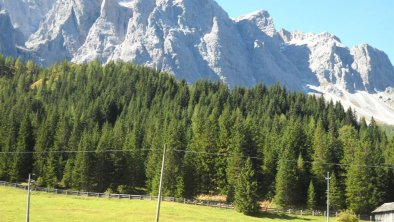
(250, 211), (312, 221)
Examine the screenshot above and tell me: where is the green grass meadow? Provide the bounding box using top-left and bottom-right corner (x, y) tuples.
(0, 186), (329, 222)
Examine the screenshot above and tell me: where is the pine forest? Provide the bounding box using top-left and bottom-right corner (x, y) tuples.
(0, 55), (393, 214)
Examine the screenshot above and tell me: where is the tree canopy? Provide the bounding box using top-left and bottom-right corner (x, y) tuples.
(0, 56), (393, 213)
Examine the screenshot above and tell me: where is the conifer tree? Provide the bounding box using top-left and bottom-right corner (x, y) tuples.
(226, 111), (247, 202)
(182, 151), (199, 198)
(122, 128), (144, 189)
(10, 114), (34, 182)
(145, 123), (164, 195)
(274, 120), (305, 206)
(345, 138), (374, 213)
(311, 120), (330, 206)
(0, 111), (19, 181)
(61, 158), (73, 188)
(72, 129), (98, 191)
(110, 121), (126, 190)
(234, 158), (259, 215)
(33, 113), (57, 177)
(53, 115), (71, 179)
(274, 147), (297, 207)
(216, 106), (232, 194)
(296, 154), (308, 205)
(94, 123), (113, 192)
(307, 180), (317, 210)
(162, 122), (184, 196)
(43, 153), (58, 188)
(312, 120), (329, 175)
(329, 172), (345, 211)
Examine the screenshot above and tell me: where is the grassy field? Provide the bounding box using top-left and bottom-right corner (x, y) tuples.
(0, 186), (329, 222)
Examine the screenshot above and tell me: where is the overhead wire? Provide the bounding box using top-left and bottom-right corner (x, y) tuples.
(0, 147), (392, 169)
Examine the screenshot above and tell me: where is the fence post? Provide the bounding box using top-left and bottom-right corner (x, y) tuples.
(301, 210), (303, 216)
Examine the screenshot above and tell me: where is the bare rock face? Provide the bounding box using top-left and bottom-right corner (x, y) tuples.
(25, 0), (102, 65)
(0, 9), (24, 57)
(0, 0), (56, 37)
(1, 0), (394, 124)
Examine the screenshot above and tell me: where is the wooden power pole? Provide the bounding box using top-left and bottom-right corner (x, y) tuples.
(325, 172), (331, 222)
(155, 144), (167, 222)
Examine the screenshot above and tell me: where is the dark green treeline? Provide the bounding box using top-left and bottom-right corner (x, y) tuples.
(0, 56), (393, 213)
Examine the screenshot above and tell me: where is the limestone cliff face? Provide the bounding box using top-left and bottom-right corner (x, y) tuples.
(1, 0), (394, 124)
(0, 10), (23, 57)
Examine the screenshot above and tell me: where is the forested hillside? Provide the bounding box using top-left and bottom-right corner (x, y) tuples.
(0, 56), (393, 214)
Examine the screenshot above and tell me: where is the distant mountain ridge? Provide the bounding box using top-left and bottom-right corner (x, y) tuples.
(0, 0), (394, 124)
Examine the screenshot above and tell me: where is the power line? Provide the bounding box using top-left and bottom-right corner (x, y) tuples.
(0, 149), (160, 154)
(0, 147), (392, 169)
(173, 149), (393, 169)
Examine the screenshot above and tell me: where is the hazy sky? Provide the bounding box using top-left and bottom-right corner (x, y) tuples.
(215, 0), (394, 64)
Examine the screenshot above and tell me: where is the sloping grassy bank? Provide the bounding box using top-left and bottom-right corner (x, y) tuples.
(0, 186), (327, 222)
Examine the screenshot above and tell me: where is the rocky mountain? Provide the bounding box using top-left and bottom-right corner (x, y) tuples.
(0, 10), (18, 56)
(0, 0), (55, 37)
(1, 0), (394, 124)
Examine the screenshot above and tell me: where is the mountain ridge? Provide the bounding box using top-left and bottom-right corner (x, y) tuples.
(1, 0), (394, 124)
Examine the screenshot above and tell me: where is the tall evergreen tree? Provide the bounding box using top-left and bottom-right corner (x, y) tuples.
(274, 145), (298, 207)
(274, 119), (305, 206)
(43, 153), (58, 188)
(345, 136), (375, 214)
(10, 114), (34, 182)
(226, 110), (247, 202)
(311, 120), (330, 206)
(307, 181), (317, 210)
(329, 172), (345, 211)
(94, 123), (114, 192)
(234, 158), (259, 215)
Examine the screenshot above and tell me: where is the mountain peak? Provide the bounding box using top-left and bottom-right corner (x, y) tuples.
(238, 9), (271, 20)
(237, 10), (276, 37)
(1, 0), (394, 124)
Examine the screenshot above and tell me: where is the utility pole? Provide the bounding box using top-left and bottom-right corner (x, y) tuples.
(26, 173), (34, 222)
(155, 144), (167, 222)
(325, 172), (331, 222)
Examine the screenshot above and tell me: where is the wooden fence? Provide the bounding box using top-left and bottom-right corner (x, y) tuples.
(0, 180), (373, 220)
(0, 181), (234, 209)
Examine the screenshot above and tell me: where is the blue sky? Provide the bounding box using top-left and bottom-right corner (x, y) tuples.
(215, 0), (394, 64)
